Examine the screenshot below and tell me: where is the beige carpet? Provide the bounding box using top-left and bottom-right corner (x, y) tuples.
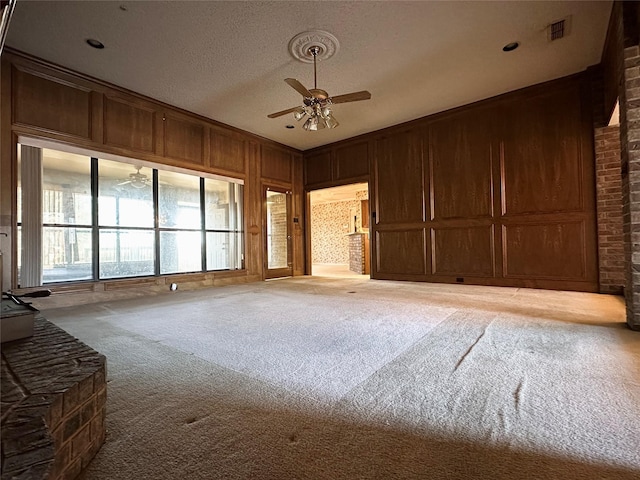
(41, 277), (640, 479)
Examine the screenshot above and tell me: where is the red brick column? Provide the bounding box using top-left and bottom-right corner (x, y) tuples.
(620, 44), (640, 330)
(594, 125), (624, 294)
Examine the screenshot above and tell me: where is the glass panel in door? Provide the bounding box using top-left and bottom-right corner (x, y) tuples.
(265, 188), (291, 277)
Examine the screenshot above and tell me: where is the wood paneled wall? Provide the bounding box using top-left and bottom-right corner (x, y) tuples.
(601, 1), (623, 126)
(260, 144), (305, 276)
(304, 74), (598, 292)
(305, 140), (369, 189)
(0, 50), (305, 292)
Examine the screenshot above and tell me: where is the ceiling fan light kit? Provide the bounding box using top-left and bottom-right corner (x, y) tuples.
(268, 30), (371, 132)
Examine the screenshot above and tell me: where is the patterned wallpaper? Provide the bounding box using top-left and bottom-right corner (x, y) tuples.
(311, 199), (362, 264)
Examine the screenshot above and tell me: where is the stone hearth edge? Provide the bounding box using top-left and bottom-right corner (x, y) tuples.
(1, 317), (107, 479)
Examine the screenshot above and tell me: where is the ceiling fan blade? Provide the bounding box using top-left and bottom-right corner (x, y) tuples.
(267, 106), (303, 119)
(285, 78), (313, 98)
(329, 90), (372, 104)
(117, 180), (132, 186)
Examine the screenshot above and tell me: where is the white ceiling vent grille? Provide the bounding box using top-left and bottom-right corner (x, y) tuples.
(548, 16), (571, 41)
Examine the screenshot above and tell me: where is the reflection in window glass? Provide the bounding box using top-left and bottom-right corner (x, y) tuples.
(206, 232), (229, 270)
(207, 232), (243, 270)
(100, 230), (155, 278)
(42, 149), (92, 225)
(99, 160), (153, 227)
(266, 191), (288, 269)
(205, 179), (243, 271)
(18, 143), (245, 286)
(27, 149), (93, 284)
(205, 179), (243, 230)
(42, 227), (92, 282)
(159, 171), (201, 229)
(160, 231), (202, 274)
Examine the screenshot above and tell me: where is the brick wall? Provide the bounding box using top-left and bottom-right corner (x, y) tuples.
(349, 234), (365, 274)
(595, 125), (625, 294)
(620, 44), (640, 330)
(267, 194), (288, 268)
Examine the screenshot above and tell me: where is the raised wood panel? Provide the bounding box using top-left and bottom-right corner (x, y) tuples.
(103, 96), (155, 153)
(13, 66), (91, 139)
(292, 153), (306, 276)
(261, 145), (292, 183)
(429, 110), (493, 220)
(431, 226), (494, 276)
(503, 222), (586, 279)
(502, 87), (583, 215)
(361, 200), (369, 229)
(163, 115), (205, 164)
(376, 229), (426, 275)
(334, 141), (369, 181)
(210, 130), (245, 174)
(374, 130), (424, 224)
(305, 150), (332, 186)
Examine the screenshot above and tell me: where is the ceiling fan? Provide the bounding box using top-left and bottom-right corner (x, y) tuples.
(118, 166), (150, 189)
(267, 45), (371, 131)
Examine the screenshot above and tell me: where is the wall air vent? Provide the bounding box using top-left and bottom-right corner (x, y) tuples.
(548, 16), (571, 41)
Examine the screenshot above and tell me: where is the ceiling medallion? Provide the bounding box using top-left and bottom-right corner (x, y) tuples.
(288, 30), (340, 63)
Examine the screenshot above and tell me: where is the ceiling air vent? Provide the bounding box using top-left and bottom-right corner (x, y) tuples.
(547, 16), (571, 41)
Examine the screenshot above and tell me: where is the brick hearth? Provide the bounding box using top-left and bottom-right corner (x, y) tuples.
(1, 317), (106, 479)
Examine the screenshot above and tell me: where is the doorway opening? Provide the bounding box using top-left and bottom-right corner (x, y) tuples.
(308, 183), (370, 278)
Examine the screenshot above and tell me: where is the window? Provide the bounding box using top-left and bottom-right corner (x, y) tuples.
(98, 160), (155, 278)
(17, 143), (244, 286)
(205, 178), (243, 270)
(18, 147), (93, 285)
(158, 170), (202, 274)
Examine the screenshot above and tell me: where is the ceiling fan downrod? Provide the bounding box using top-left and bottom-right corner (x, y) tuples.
(309, 46), (320, 90)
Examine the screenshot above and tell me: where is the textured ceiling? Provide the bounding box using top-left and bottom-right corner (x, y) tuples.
(6, 1), (611, 151)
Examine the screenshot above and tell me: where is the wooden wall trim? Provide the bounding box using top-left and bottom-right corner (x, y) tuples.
(304, 72), (590, 158)
(4, 48), (299, 154)
(601, 1), (623, 125)
(1, 49), (306, 294)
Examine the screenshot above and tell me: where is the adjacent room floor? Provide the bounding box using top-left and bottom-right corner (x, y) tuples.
(40, 277), (640, 480)
(312, 263), (368, 278)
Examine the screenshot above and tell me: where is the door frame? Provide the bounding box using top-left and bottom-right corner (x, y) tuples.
(263, 184), (293, 279)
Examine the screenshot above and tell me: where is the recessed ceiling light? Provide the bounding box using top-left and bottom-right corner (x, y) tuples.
(285, 125), (295, 129)
(86, 38), (105, 49)
(503, 42), (519, 52)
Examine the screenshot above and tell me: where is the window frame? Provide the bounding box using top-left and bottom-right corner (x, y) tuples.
(16, 141), (245, 286)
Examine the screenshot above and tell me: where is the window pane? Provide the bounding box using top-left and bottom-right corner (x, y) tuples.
(17, 145), (22, 224)
(205, 180), (243, 230)
(42, 227), (92, 283)
(266, 191), (288, 269)
(160, 231), (201, 274)
(158, 171), (201, 229)
(16, 226), (22, 282)
(99, 160), (153, 227)
(99, 229), (155, 279)
(206, 232), (243, 270)
(206, 232), (229, 270)
(42, 149), (91, 225)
